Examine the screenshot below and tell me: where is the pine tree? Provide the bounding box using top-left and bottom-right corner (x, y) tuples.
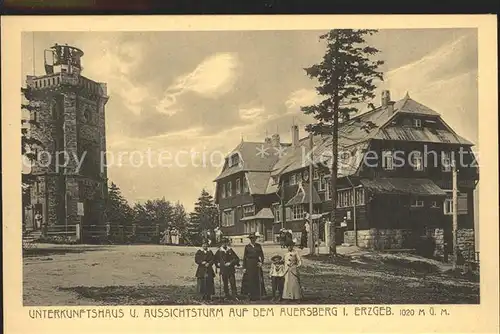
(171, 202), (189, 237)
(186, 189), (219, 246)
(302, 29), (384, 255)
(133, 198), (173, 229)
(106, 182), (134, 226)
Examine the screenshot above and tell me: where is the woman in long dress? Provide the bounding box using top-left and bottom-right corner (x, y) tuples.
(194, 240), (215, 301)
(282, 239), (303, 301)
(241, 232), (266, 300)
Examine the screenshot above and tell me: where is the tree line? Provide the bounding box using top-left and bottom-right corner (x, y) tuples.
(106, 182), (219, 246)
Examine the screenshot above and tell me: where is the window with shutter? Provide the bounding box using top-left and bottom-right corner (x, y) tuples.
(457, 193), (468, 214)
(382, 150), (394, 170)
(443, 193), (468, 215)
(441, 151), (452, 172)
(319, 175), (327, 191)
(236, 178), (241, 194)
(272, 203), (281, 222)
(242, 176), (249, 193)
(411, 152), (424, 171)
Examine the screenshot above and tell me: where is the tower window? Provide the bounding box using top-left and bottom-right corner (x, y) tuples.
(82, 108), (91, 124)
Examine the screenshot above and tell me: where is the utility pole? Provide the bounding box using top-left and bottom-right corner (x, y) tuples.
(308, 133), (315, 255)
(452, 163), (459, 269)
(281, 178), (286, 230)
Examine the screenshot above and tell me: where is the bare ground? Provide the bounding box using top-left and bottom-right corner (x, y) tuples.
(23, 244), (479, 306)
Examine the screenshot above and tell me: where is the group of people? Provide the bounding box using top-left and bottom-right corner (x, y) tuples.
(194, 232), (303, 302)
(278, 220), (310, 249)
(160, 227), (180, 245)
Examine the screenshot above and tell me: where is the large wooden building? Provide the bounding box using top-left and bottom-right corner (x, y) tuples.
(214, 91), (478, 259)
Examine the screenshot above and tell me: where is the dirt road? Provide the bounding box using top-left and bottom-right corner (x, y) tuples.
(23, 244), (479, 306)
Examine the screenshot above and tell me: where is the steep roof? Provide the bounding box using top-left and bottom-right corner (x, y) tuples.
(286, 182), (322, 206)
(360, 178), (446, 196)
(246, 172), (272, 195)
(396, 93), (441, 116)
(214, 141), (290, 181)
(214, 93), (474, 184)
(240, 207), (275, 221)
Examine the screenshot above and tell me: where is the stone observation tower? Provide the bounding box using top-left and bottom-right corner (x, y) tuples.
(25, 44), (109, 236)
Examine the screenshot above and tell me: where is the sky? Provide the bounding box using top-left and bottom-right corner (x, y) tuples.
(22, 29), (478, 211)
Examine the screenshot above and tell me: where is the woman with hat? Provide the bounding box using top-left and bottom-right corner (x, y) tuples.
(194, 240), (215, 301)
(241, 232), (266, 300)
(282, 238), (303, 301)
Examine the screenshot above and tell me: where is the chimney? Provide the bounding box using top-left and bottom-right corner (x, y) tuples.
(381, 90), (391, 107)
(271, 134), (280, 147)
(291, 125), (299, 147)
(387, 101), (395, 113)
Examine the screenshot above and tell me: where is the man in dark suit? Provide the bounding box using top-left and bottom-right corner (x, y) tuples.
(214, 237), (240, 299)
(241, 232), (266, 300)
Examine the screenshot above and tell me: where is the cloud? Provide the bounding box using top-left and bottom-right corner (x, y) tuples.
(156, 52), (240, 115)
(83, 39), (149, 116)
(285, 88), (321, 110)
(239, 106), (265, 120)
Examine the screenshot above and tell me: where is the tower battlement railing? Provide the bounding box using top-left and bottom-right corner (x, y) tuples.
(44, 43), (84, 76)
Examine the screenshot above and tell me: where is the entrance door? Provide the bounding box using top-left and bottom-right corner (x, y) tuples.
(33, 203), (43, 230)
(318, 220), (325, 242)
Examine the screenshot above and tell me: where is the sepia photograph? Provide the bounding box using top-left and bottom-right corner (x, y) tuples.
(2, 14), (498, 334)
(19, 28), (482, 307)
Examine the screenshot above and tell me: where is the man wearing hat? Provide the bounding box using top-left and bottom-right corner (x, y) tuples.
(214, 237), (240, 299)
(270, 254), (285, 301)
(241, 232), (266, 300)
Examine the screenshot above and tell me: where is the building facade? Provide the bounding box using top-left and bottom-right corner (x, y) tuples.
(23, 44), (109, 237)
(214, 91), (479, 259)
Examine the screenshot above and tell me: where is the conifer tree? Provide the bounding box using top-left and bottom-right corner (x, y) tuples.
(106, 182), (134, 226)
(187, 189), (219, 246)
(302, 29), (384, 255)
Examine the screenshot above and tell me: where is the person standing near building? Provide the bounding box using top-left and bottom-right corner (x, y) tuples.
(241, 232), (266, 300)
(214, 237), (240, 299)
(34, 211), (42, 230)
(279, 228), (286, 248)
(214, 227), (222, 245)
(300, 220), (310, 249)
(282, 239), (303, 301)
(194, 240), (215, 301)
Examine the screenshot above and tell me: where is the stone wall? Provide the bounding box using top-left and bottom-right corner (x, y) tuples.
(345, 228), (476, 261)
(428, 228), (445, 259)
(457, 228), (475, 261)
(344, 229), (414, 250)
(46, 175), (62, 226)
